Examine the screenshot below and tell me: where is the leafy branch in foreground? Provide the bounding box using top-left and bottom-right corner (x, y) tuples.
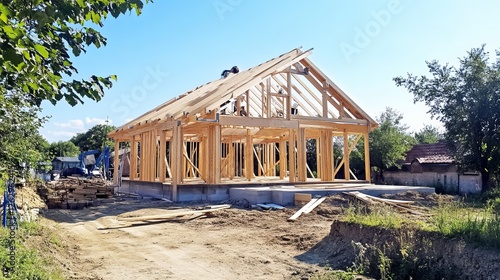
(0, 0), (149, 106)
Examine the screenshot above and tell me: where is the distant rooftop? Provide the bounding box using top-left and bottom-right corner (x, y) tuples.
(405, 142), (454, 164)
(53, 157), (79, 162)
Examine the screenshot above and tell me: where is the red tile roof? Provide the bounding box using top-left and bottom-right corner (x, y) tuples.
(405, 142), (454, 164)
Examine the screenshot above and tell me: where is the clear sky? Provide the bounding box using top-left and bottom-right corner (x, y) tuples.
(38, 0), (500, 143)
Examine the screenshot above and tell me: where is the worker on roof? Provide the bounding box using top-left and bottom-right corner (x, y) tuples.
(221, 66), (239, 78)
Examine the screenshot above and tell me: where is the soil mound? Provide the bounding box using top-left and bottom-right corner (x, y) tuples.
(298, 221), (500, 280)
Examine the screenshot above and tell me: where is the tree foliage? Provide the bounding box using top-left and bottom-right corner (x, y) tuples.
(0, 0), (148, 106)
(71, 124), (116, 152)
(48, 140), (80, 158)
(369, 107), (415, 175)
(414, 125), (442, 144)
(0, 0), (148, 177)
(394, 45), (500, 190)
(0, 93), (48, 177)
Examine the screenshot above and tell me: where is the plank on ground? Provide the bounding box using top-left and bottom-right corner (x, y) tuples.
(303, 196), (327, 214)
(287, 198), (318, 221)
(117, 205), (231, 222)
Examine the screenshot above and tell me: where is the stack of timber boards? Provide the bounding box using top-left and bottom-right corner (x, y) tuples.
(46, 177), (114, 209)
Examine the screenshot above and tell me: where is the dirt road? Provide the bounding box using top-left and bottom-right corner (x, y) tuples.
(42, 197), (343, 280)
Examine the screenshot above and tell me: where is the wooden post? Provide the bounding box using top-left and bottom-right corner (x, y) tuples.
(228, 136), (234, 179)
(199, 136), (207, 182)
(266, 78), (272, 117)
(316, 137), (321, 179)
(343, 129), (350, 181)
(159, 130), (166, 182)
(261, 83), (266, 118)
(139, 133), (146, 181)
(245, 130), (253, 181)
(171, 122), (182, 201)
(364, 125), (371, 182)
(130, 136), (138, 180)
(297, 128), (306, 181)
(288, 129), (296, 182)
(113, 141), (120, 183)
(286, 68), (292, 120)
(214, 125), (221, 184)
(279, 136), (286, 179)
(322, 81), (328, 118)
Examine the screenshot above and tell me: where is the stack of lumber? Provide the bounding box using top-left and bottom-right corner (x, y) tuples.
(45, 177), (115, 209)
(116, 204), (231, 226)
(343, 191), (425, 215)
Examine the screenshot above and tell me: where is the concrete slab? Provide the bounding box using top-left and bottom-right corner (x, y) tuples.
(118, 179), (435, 205)
(230, 184), (436, 206)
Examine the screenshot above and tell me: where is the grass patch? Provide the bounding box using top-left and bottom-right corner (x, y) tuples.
(431, 201), (500, 248)
(344, 202), (404, 229)
(0, 221), (65, 280)
(309, 270), (359, 280)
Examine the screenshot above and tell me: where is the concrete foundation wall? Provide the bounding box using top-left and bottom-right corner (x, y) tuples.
(117, 180), (230, 202)
(384, 171), (482, 194)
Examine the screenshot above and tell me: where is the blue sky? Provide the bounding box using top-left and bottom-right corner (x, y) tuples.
(39, 0), (500, 142)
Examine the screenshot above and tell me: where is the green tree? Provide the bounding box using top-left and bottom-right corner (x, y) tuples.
(48, 141), (80, 158)
(414, 125), (442, 144)
(369, 107), (415, 182)
(71, 124), (116, 151)
(0, 0), (148, 176)
(0, 0), (148, 106)
(0, 95), (48, 177)
(394, 45), (500, 190)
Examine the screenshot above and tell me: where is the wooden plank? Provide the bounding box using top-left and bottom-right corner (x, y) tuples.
(118, 205), (231, 222)
(288, 129), (296, 182)
(360, 193), (415, 205)
(296, 128), (306, 181)
(303, 196), (327, 214)
(113, 141), (120, 183)
(364, 125), (371, 182)
(159, 131), (166, 182)
(343, 191), (373, 204)
(287, 198), (318, 221)
(245, 131), (253, 181)
(279, 136), (286, 179)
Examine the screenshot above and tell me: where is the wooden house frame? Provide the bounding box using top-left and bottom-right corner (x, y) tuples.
(109, 48), (378, 201)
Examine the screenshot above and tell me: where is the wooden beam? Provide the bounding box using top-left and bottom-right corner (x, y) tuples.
(159, 131), (167, 182)
(364, 124), (371, 182)
(288, 129), (296, 182)
(219, 115), (299, 129)
(171, 122), (183, 201)
(279, 136), (286, 179)
(245, 130), (253, 181)
(291, 73), (337, 118)
(214, 125), (221, 183)
(343, 130), (350, 180)
(286, 68), (292, 120)
(297, 128), (306, 181)
(228, 136), (234, 179)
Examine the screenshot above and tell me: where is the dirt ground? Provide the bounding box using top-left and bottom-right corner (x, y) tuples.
(28, 188), (494, 280)
(40, 195), (351, 280)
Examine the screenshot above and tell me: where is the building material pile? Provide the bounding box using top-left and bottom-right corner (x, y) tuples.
(44, 177), (115, 209)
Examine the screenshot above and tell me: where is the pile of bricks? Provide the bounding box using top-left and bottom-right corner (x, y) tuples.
(45, 177), (115, 209)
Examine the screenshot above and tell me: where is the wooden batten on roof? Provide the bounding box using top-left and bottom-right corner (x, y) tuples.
(109, 48), (378, 193)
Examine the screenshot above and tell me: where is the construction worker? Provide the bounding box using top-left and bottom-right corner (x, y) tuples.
(221, 66), (239, 78)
